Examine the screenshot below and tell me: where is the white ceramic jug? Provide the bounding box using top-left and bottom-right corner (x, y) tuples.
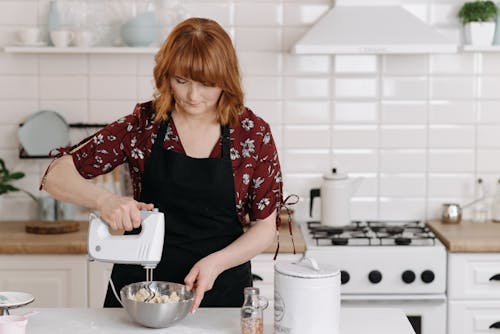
(310, 168), (362, 227)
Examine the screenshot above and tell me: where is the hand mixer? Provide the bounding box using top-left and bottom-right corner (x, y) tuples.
(88, 208), (165, 281)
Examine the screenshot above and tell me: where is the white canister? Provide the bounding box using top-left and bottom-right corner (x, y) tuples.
(274, 257), (340, 334)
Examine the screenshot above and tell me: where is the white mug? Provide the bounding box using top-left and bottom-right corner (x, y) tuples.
(17, 28), (40, 45)
(50, 30), (74, 47)
(73, 31), (93, 47)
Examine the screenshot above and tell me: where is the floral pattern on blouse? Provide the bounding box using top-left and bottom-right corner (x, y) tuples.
(70, 101), (283, 226)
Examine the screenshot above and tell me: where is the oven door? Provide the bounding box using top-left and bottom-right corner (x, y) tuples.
(342, 294), (446, 334)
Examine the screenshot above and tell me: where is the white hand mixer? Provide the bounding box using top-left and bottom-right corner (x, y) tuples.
(88, 208), (165, 282)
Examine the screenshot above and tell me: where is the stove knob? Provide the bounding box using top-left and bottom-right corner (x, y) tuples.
(402, 270), (416, 284)
(368, 270), (382, 284)
(421, 270), (435, 283)
(340, 270), (350, 285)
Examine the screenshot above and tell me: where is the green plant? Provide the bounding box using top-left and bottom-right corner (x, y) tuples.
(458, 0), (498, 25)
(0, 158), (37, 201)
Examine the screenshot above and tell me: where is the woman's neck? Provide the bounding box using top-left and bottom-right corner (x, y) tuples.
(171, 107), (218, 128)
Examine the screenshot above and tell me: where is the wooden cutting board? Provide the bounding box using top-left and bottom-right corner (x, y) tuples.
(25, 221), (80, 234)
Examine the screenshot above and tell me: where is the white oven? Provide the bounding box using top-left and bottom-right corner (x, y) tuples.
(302, 220), (447, 334)
(342, 295), (446, 334)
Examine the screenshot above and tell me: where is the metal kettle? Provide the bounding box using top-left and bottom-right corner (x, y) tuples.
(310, 168), (363, 227)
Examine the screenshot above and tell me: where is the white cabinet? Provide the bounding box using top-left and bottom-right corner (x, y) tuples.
(447, 253), (500, 334)
(251, 253), (303, 306)
(0, 255), (88, 307)
(88, 262), (113, 308)
(0, 253), (303, 309)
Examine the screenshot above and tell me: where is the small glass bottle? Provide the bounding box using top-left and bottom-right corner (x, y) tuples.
(492, 178), (500, 222)
(473, 178), (487, 223)
(241, 287), (268, 334)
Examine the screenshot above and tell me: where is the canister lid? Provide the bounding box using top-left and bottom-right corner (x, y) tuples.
(275, 257), (340, 279)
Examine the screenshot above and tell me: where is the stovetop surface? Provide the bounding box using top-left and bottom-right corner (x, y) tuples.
(305, 220), (438, 247)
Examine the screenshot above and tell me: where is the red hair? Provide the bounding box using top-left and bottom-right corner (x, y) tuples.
(152, 18), (244, 126)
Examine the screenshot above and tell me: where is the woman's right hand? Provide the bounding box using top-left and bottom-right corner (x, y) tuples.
(97, 193), (154, 231)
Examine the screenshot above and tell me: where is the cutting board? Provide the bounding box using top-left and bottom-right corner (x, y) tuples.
(25, 221), (80, 234)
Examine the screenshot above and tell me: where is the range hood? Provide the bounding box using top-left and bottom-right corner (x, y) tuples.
(292, 6), (457, 54)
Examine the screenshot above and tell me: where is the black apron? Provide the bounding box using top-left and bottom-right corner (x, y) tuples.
(104, 119), (252, 307)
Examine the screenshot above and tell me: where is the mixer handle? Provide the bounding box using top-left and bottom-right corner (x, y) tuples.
(310, 188), (320, 217)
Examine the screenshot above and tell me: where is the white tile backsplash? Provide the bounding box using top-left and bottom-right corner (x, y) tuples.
(382, 55), (427, 75)
(429, 100), (475, 124)
(334, 78), (378, 98)
(88, 76), (136, 100)
(283, 3), (329, 26)
(89, 55), (137, 75)
(479, 77), (500, 99)
(334, 102), (378, 123)
(430, 76), (475, 99)
(0, 54), (38, 75)
(428, 149), (475, 172)
(283, 101), (329, 124)
(239, 52), (282, 75)
(0, 1), (38, 25)
(380, 149), (427, 173)
(334, 55), (377, 74)
(428, 174), (475, 197)
(381, 101), (427, 124)
(283, 54), (330, 75)
(331, 149), (379, 173)
(284, 125), (329, 149)
(380, 173), (426, 197)
(235, 27), (282, 51)
(40, 55), (88, 75)
(429, 54), (475, 74)
(382, 77), (428, 99)
(242, 76), (282, 100)
(2, 0), (500, 221)
(331, 125), (378, 149)
(428, 125), (475, 148)
(380, 125), (427, 148)
(0, 76), (38, 99)
(234, 3), (282, 26)
(283, 77), (329, 99)
(478, 100), (500, 123)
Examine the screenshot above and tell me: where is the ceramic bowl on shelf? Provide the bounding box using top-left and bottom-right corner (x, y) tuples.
(121, 11), (156, 47)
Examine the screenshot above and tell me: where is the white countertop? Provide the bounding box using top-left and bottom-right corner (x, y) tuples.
(14, 307), (415, 334)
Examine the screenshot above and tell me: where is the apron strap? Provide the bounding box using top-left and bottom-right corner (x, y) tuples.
(153, 121), (169, 151)
(221, 124), (231, 161)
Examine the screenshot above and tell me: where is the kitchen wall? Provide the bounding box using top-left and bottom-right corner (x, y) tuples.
(1, 0), (499, 223)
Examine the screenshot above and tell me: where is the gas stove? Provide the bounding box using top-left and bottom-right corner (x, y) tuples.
(301, 219), (447, 334)
(306, 220), (437, 247)
(301, 220), (446, 295)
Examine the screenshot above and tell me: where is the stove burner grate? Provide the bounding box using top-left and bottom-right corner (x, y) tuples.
(307, 220), (436, 246)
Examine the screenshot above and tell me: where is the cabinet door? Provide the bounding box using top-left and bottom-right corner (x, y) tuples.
(448, 253), (500, 299)
(0, 255), (87, 307)
(88, 262), (113, 308)
(448, 300), (500, 334)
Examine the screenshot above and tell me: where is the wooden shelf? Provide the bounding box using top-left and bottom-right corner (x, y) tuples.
(462, 45), (500, 52)
(2, 46), (159, 54)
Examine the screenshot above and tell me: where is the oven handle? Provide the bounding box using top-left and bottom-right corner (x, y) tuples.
(490, 321), (500, 329)
(489, 274), (500, 281)
(341, 294), (446, 302)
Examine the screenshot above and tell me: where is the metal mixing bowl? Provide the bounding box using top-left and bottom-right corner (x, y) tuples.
(120, 281), (194, 328)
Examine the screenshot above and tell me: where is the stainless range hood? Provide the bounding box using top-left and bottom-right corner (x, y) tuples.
(292, 6), (457, 54)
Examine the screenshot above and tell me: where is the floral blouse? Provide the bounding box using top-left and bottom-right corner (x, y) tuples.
(68, 101), (283, 226)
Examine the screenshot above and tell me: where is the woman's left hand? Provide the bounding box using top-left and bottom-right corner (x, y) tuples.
(184, 254), (224, 313)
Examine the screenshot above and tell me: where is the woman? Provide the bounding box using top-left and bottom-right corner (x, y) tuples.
(40, 18), (284, 313)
